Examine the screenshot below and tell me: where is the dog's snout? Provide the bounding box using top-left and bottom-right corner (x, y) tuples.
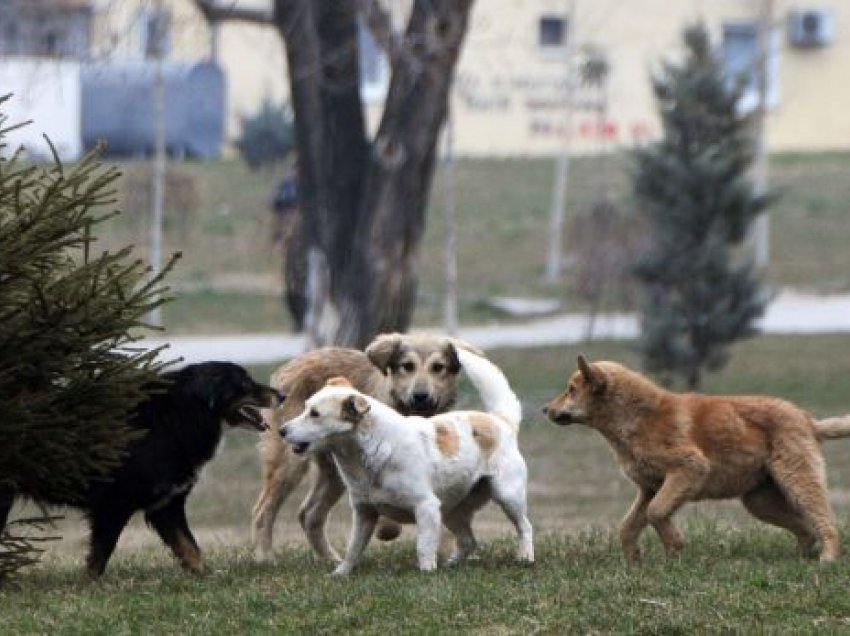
(411, 391), (431, 407)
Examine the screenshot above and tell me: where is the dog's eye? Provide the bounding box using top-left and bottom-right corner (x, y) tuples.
(309, 408), (319, 418)
(431, 362), (445, 374)
(401, 362), (416, 373)
(568, 385), (576, 397)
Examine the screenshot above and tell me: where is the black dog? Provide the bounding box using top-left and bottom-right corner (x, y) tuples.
(0, 361), (283, 577)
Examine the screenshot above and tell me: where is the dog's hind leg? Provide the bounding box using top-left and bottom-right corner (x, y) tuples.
(86, 507), (134, 577)
(442, 509), (478, 565)
(146, 494), (204, 573)
(742, 482), (818, 558)
(768, 445), (839, 563)
(299, 452), (345, 563)
(489, 472), (534, 563)
(252, 431), (310, 561)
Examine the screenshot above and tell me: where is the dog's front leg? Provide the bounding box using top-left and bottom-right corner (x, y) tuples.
(646, 465), (706, 557)
(414, 497), (443, 572)
(300, 452), (346, 564)
(332, 504), (378, 577)
(619, 488), (652, 565)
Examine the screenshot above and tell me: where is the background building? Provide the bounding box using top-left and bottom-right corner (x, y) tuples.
(0, 0), (847, 157)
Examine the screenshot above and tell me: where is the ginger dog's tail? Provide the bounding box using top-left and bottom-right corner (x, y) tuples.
(815, 415), (850, 441)
(456, 348), (522, 432)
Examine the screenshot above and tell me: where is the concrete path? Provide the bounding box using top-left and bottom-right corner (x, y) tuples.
(141, 289), (850, 365)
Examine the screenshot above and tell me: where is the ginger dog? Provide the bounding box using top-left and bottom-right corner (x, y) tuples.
(252, 333), (476, 561)
(544, 355), (842, 565)
(280, 348), (534, 575)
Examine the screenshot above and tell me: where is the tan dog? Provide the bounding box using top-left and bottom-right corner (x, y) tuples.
(252, 333), (476, 561)
(544, 355), (843, 565)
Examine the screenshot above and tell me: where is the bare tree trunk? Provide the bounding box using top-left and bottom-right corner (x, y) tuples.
(274, 0), (369, 347)
(197, 0), (474, 347)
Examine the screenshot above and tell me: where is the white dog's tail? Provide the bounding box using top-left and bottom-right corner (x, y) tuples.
(815, 415), (850, 441)
(456, 348), (522, 432)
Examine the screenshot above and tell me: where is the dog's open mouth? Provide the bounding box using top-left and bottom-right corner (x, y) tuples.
(232, 405), (268, 431)
(549, 410), (582, 425)
(291, 442), (310, 455)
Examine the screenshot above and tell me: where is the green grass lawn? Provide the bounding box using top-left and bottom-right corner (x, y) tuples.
(4, 334), (850, 632)
(5, 154), (850, 630)
(97, 152), (850, 334)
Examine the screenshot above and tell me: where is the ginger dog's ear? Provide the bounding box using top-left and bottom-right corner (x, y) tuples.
(341, 394), (371, 423)
(365, 333), (403, 375)
(327, 377), (353, 388)
(577, 355), (606, 393)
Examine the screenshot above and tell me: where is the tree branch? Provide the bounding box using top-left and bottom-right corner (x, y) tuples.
(356, 0), (403, 62)
(194, 0), (274, 26)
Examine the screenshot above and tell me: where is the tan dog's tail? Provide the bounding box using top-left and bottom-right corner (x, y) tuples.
(455, 348), (521, 432)
(815, 415), (850, 440)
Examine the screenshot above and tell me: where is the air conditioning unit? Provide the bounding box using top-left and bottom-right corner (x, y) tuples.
(788, 9), (835, 48)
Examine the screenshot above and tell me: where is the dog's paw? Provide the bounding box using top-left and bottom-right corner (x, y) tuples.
(331, 564), (353, 577)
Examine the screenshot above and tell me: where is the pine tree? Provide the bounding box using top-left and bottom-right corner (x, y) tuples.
(632, 24), (774, 389)
(0, 97), (178, 580)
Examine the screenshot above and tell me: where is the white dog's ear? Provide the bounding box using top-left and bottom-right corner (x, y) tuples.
(577, 355), (606, 393)
(341, 394), (371, 423)
(365, 333), (403, 375)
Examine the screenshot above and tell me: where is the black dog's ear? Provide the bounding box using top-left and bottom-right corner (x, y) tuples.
(365, 333), (403, 375)
(341, 394), (371, 423)
(443, 341), (461, 375)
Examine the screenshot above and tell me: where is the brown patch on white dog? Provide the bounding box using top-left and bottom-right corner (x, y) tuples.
(433, 418), (460, 457)
(469, 414), (499, 456)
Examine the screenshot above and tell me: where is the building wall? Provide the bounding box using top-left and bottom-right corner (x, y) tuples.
(443, 0), (850, 155)
(85, 0), (850, 156)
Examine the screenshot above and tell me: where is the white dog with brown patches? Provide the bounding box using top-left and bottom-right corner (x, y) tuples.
(279, 349), (534, 575)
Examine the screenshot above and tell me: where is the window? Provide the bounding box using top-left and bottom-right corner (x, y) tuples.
(140, 8), (171, 59)
(721, 21), (779, 111)
(358, 20), (389, 103)
(539, 15), (567, 49)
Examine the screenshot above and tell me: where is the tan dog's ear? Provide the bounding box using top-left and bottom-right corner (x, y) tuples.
(327, 377), (353, 388)
(443, 341), (462, 375)
(365, 333), (403, 375)
(577, 355), (606, 393)
(341, 394), (371, 423)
